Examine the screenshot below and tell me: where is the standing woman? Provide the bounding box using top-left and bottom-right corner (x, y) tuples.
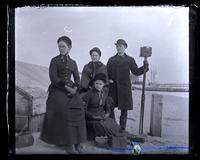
(80, 47), (108, 93)
(40, 36), (86, 153)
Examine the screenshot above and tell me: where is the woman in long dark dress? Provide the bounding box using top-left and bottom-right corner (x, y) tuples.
(40, 36), (86, 153)
(80, 47), (108, 93)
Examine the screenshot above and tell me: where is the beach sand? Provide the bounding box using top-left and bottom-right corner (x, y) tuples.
(16, 90), (189, 154)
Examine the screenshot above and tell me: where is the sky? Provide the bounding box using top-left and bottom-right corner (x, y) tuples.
(15, 6), (189, 83)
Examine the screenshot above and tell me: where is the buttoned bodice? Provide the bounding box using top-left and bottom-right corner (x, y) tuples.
(48, 54), (80, 89)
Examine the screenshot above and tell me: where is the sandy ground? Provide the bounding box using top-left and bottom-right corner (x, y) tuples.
(16, 90), (189, 155)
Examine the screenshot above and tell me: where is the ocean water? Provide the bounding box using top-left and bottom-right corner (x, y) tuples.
(142, 90), (189, 98)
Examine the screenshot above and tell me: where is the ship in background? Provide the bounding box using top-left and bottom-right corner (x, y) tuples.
(131, 67), (189, 92)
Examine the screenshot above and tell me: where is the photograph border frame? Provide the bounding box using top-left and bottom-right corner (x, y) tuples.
(5, 2), (200, 160)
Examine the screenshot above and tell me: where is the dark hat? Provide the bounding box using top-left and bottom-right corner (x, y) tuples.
(89, 47), (101, 56)
(93, 73), (107, 83)
(57, 36), (72, 47)
(115, 39), (128, 48)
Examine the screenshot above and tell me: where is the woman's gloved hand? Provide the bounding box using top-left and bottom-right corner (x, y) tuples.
(102, 113), (110, 120)
(65, 85), (77, 95)
(92, 115), (103, 120)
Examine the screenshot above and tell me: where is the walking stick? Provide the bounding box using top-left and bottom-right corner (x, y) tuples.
(139, 47), (152, 135)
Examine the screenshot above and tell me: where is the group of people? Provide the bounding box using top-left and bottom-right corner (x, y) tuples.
(40, 36), (149, 154)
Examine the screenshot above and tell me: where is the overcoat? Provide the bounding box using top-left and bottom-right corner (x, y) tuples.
(107, 53), (145, 110)
(40, 54), (86, 146)
(80, 61), (108, 90)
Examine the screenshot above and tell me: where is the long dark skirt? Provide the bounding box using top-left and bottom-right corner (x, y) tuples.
(40, 89), (87, 146)
(87, 118), (128, 140)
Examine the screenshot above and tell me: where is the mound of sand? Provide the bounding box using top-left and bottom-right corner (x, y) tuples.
(16, 61), (50, 91)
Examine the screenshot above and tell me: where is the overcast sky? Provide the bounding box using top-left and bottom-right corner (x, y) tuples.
(15, 6), (189, 83)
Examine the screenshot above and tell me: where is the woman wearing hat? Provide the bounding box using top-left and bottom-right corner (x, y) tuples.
(107, 39), (149, 131)
(82, 73), (139, 142)
(40, 36), (86, 154)
(80, 47), (108, 93)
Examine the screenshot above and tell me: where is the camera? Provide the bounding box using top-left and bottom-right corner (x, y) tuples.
(140, 46), (152, 57)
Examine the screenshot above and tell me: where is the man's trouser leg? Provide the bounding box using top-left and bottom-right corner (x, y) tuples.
(120, 110), (127, 130)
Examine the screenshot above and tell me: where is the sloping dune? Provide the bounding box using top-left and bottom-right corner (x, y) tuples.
(15, 61), (50, 90)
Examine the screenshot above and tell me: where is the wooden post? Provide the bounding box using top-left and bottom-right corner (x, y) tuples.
(149, 94), (163, 137)
(139, 57), (147, 135)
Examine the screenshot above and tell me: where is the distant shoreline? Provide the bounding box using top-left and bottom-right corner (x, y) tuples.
(132, 83), (189, 92)
(132, 86), (189, 92)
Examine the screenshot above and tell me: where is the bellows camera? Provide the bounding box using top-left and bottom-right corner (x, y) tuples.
(140, 46), (152, 57)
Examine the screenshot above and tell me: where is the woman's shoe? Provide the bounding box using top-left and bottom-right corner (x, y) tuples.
(65, 145), (78, 154)
(75, 143), (84, 154)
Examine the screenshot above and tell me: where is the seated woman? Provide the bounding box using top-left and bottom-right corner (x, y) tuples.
(40, 36), (86, 154)
(80, 47), (108, 93)
(82, 73), (137, 143)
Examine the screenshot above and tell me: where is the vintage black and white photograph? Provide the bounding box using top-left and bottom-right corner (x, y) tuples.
(15, 6), (189, 154)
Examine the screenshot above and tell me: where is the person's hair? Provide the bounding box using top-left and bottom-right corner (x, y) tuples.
(115, 39), (128, 48)
(57, 36), (72, 47)
(89, 47), (101, 56)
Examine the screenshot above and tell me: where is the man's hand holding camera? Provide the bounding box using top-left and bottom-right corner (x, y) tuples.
(143, 60), (149, 71)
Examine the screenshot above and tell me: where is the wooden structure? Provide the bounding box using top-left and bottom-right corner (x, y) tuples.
(15, 85), (47, 133)
(149, 94), (163, 137)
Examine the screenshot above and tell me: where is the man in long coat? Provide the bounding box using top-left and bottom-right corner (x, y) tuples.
(107, 39), (149, 131)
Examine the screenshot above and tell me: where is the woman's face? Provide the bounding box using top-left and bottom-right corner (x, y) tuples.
(58, 41), (71, 55)
(94, 80), (104, 91)
(91, 51), (100, 62)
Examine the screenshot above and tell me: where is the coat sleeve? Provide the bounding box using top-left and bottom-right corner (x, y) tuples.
(49, 58), (64, 87)
(72, 61), (80, 88)
(97, 64), (109, 86)
(106, 58), (112, 80)
(104, 96), (114, 114)
(80, 65), (91, 89)
(129, 57), (146, 76)
(82, 91), (94, 119)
